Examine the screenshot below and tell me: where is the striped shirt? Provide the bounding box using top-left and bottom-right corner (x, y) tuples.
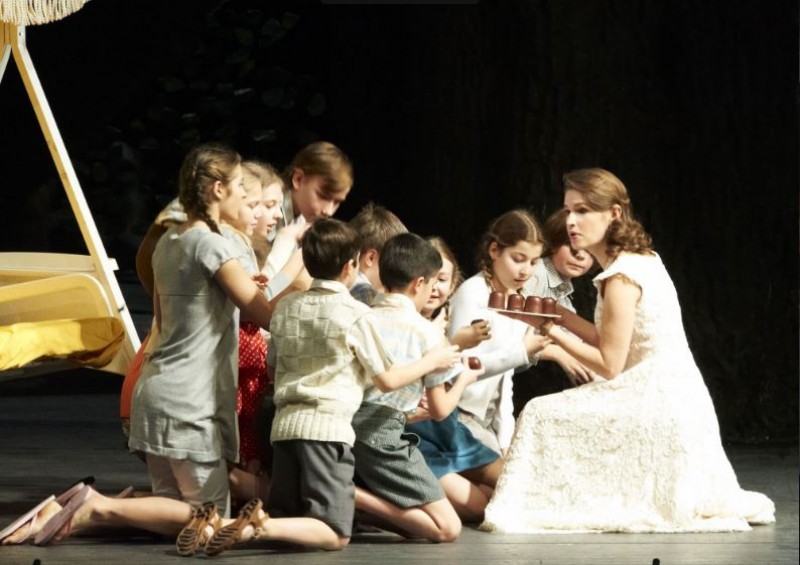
(523, 257), (576, 312)
(364, 293), (462, 413)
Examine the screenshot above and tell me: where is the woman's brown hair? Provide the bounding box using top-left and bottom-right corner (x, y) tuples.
(562, 168), (653, 260)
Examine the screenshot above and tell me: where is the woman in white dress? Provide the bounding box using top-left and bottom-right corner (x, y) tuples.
(482, 168), (775, 533)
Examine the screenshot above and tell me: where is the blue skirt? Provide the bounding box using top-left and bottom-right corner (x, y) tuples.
(406, 411), (500, 478)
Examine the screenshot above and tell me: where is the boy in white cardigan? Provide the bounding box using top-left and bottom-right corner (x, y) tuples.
(203, 218), (460, 556)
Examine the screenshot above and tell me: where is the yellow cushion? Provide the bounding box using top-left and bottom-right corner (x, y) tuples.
(0, 317), (124, 370)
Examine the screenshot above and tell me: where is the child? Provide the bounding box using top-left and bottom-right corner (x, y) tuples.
(350, 233), (484, 541)
(121, 162), (286, 441)
(523, 209), (594, 315)
(423, 236), (491, 350)
(244, 160), (285, 273)
(514, 209), (595, 408)
(129, 143), (275, 519)
(449, 209), (551, 454)
(220, 162), (274, 500)
(201, 219), (460, 555)
(262, 140), (354, 290)
(406, 236), (503, 522)
(349, 202), (408, 305)
(1, 142), (277, 549)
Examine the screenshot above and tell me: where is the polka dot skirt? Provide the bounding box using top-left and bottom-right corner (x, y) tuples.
(237, 322), (269, 464)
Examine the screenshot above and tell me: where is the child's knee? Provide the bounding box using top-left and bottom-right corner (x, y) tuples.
(435, 520), (461, 543)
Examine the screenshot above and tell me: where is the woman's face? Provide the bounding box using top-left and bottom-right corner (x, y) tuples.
(423, 255), (455, 315)
(550, 244), (593, 280)
(490, 240), (542, 292)
(564, 189), (615, 254)
(253, 182), (284, 240)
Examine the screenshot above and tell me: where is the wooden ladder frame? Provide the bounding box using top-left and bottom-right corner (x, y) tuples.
(0, 22), (140, 375)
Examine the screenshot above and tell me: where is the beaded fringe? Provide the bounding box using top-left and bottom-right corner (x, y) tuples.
(0, 0), (89, 26)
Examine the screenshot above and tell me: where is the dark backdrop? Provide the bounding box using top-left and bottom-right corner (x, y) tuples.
(0, 0), (796, 443)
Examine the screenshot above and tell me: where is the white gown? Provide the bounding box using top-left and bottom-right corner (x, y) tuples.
(481, 253), (775, 533)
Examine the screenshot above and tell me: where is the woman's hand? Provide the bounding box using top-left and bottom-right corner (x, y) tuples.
(540, 344), (594, 385)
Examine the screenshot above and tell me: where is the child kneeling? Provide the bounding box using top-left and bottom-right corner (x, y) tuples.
(353, 233), (485, 541)
(201, 219), (459, 555)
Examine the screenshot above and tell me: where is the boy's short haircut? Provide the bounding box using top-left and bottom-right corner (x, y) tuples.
(541, 209), (570, 257)
(302, 218), (360, 280)
(348, 202), (408, 254)
(287, 141), (353, 195)
(379, 233), (442, 291)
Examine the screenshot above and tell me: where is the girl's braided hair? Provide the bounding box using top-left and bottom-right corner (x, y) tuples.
(178, 142), (242, 234)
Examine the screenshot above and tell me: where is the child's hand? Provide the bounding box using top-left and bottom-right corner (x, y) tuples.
(280, 222), (311, 243)
(406, 407), (432, 424)
(423, 343), (461, 372)
(523, 327), (551, 356)
(452, 319), (491, 350)
(457, 354), (485, 385)
(252, 273), (269, 290)
(406, 395), (432, 424)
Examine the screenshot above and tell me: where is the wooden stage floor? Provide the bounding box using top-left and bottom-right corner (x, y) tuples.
(0, 372), (796, 565)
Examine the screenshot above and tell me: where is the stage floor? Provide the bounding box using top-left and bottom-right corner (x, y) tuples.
(0, 372), (797, 565)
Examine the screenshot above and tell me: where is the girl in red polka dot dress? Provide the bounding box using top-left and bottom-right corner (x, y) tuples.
(224, 161), (285, 502)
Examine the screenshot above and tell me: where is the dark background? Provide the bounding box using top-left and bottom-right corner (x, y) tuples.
(0, 0), (797, 443)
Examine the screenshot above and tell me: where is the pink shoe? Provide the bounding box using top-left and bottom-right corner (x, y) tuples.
(0, 495), (56, 544)
(54, 479), (91, 506)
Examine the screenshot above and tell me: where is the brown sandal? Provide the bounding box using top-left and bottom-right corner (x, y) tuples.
(176, 501), (219, 557)
(204, 498), (265, 556)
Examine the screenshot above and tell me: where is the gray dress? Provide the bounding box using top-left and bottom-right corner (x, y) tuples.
(129, 226), (241, 464)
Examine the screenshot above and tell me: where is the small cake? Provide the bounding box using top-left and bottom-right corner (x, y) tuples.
(507, 294), (525, 311)
(524, 296), (543, 313)
(542, 297), (557, 315)
(468, 357), (482, 370)
(488, 291), (505, 309)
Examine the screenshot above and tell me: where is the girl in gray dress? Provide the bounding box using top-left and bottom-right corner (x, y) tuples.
(1, 143), (276, 549)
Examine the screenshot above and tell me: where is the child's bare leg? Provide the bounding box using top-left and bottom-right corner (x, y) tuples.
(256, 517), (348, 550)
(439, 473), (490, 523)
(355, 487), (460, 543)
(459, 458), (504, 489)
(69, 490), (193, 537)
(229, 467), (271, 502)
(244, 459), (262, 475)
(209, 504), (348, 553)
